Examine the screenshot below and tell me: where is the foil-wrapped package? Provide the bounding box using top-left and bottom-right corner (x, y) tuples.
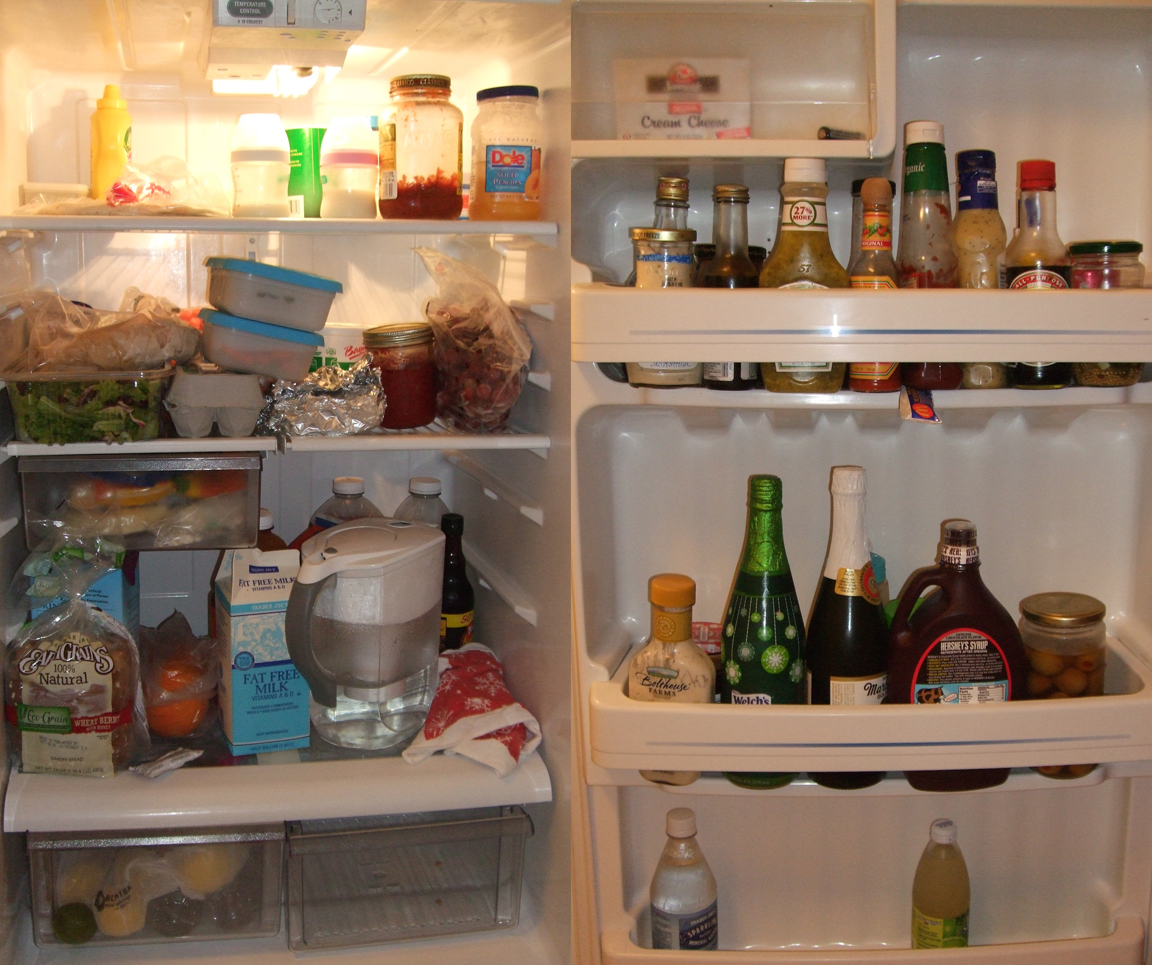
(256, 359), (385, 437)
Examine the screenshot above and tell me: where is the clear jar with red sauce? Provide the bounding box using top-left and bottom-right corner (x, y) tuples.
(378, 75), (463, 219)
(364, 323), (438, 429)
(901, 363), (962, 390)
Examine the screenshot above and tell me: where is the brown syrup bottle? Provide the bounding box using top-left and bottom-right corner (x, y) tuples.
(887, 520), (1029, 791)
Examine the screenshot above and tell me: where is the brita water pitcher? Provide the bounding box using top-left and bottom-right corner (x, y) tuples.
(286, 518), (445, 750)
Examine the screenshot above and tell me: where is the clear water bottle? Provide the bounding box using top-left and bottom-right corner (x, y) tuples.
(394, 477), (450, 526)
(289, 477), (384, 550)
(650, 808), (718, 951)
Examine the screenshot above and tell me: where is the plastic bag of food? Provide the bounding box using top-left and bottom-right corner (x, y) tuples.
(416, 247), (532, 433)
(5, 539), (149, 777)
(16, 157), (229, 218)
(0, 287), (200, 374)
(138, 611), (218, 739)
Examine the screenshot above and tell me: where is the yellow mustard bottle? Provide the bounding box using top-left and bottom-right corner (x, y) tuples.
(90, 85), (132, 200)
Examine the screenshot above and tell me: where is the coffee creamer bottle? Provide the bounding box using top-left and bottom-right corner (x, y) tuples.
(887, 520), (1029, 791)
(628, 574), (715, 786)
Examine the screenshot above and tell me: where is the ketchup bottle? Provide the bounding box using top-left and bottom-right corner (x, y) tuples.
(887, 519), (1029, 792)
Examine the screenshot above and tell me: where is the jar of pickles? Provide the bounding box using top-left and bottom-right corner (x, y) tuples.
(1069, 241), (1145, 289)
(1020, 592), (1106, 780)
(760, 363), (846, 393)
(363, 322), (437, 429)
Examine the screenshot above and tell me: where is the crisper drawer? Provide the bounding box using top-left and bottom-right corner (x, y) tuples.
(286, 806), (534, 951)
(18, 453), (262, 551)
(28, 824), (283, 948)
(602, 916), (1146, 964)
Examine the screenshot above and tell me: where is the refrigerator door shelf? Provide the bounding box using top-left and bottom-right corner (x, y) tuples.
(600, 915), (1145, 965)
(3, 751), (552, 834)
(570, 284), (1152, 364)
(589, 635), (1152, 775)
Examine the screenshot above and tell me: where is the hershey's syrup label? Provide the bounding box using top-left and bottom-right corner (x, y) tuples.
(912, 628), (1010, 704)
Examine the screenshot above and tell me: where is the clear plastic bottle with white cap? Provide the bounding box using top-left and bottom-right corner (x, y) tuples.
(231, 113), (291, 217)
(912, 818), (970, 949)
(289, 477), (385, 549)
(896, 120), (958, 288)
(650, 807), (719, 951)
(319, 117), (379, 220)
(393, 477), (450, 526)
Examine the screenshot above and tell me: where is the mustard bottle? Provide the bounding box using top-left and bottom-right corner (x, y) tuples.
(90, 85), (132, 200)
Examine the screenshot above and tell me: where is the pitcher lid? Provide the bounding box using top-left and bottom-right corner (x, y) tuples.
(297, 517), (444, 584)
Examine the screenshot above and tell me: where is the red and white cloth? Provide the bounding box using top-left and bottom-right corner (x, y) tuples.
(403, 643), (542, 777)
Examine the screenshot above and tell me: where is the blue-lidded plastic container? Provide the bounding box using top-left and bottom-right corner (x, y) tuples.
(205, 257), (343, 332)
(201, 308), (324, 381)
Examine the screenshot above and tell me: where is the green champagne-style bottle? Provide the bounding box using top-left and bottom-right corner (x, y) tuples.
(720, 475), (804, 789)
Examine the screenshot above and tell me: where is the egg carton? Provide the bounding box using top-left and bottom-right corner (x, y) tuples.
(164, 366), (265, 438)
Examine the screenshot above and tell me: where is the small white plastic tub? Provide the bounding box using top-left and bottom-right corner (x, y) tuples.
(204, 257), (343, 332)
(201, 309), (323, 382)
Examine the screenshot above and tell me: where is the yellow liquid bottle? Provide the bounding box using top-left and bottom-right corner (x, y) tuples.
(90, 84), (132, 200)
(912, 818), (970, 949)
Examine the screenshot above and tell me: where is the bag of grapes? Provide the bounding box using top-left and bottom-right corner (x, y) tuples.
(416, 247), (532, 433)
(5, 538), (149, 777)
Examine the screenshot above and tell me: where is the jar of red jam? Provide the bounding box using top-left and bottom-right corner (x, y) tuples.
(364, 323), (437, 429)
(901, 363), (962, 390)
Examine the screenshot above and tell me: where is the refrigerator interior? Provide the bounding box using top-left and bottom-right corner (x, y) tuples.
(0, 1), (572, 963)
(572, 1), (1152, 962)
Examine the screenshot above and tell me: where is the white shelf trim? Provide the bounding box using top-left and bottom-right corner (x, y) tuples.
(446, 451), (545, 526)
(4, 437), (278, 456)
(0, 214), (559, 236)
(285, 425), (550, 453)
(464, 539), (539, 627)
(3, 750), (551, 832)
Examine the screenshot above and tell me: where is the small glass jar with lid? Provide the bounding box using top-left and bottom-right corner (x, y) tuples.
(1069, 241), (1145, 289)
(378, 74), (463, 220)
(760, 363), (846, 393)
(631, 228), (696, 290)
(1020, 591), (1106, 780)
(363, 322), (437, 429)
(469, 85), (544, 221)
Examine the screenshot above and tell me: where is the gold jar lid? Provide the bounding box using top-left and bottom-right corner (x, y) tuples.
(713, 183), (750, 202)
(656, 177), (689, 202)
(363, 322), (433, 348)
(1020, 592), (1106, 628)
(390, 74), (451, 93)
(629, 228), (696, 243)
(649, 573), (695, 609)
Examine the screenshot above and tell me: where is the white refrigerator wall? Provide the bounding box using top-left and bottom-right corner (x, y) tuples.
(0, 1), (571, 962)
(571, 1), (1152, 962)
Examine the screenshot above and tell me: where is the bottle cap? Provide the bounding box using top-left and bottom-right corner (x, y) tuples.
(852, 179), (896, 197)
(97, 85), (127, 110)
(904, 120), (945, 146)
(1068, 240), (1143, 256)
(409, 476), (443, 496)
(1019, 159), (1056, 191)
(259, 508), (274, 531)
(830, 466), (867, 495)
(231, 113), (291, 164)
(941, 519), (979, 566)
(656, 177), (689, 202)
(320, 116), (378, 166)
(859, 178), (892, 206)
(333, 476), (365, 496)
(1020, 592), (1106, 628)
(666, 807), (697, 838)
(441, 512), (464, 537)
(930, 818), (957, 845)
(748, 474), (783, 511)
(783, 158), (826, 184)
(713, 183), (750, 202)
(391, 74), (451, 94)
(477, 85), (539, 101)
(957, 149), (996, 174)
(649, 574), (696, 609)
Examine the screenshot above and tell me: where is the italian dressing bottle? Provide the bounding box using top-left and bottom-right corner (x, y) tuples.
(912, 819), (970, 949)
(628, 574), (715, 786)
(650, 808), (719, 951)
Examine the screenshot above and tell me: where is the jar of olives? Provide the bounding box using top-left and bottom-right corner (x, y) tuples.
(1019, 592), (1106, 780)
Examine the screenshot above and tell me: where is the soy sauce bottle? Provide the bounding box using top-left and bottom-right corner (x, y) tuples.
(702, 184), (760, 391)
(887, 520), (1029, 792)
(440, 513), (475, 650)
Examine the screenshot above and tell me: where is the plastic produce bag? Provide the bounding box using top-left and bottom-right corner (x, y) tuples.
(5, 539), (149, 777)
(0, 287), (200, 374)
(416, 247), (532, 433)
(16, 157), (229, 218)
(138, 611), (218, 739)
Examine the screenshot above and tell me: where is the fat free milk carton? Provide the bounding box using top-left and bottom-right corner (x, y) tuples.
(215, 547), (309, 755)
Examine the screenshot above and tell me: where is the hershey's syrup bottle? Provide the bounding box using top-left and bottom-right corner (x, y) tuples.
(702, 184), (761, 391)
(806, 467), (887, 789)
(440, 513), (475, 650)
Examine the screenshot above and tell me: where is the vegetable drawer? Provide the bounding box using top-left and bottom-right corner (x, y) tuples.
(18, 452), (262, 551)
(28, 824), (283, 947)
(286, 806), (533, 950)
